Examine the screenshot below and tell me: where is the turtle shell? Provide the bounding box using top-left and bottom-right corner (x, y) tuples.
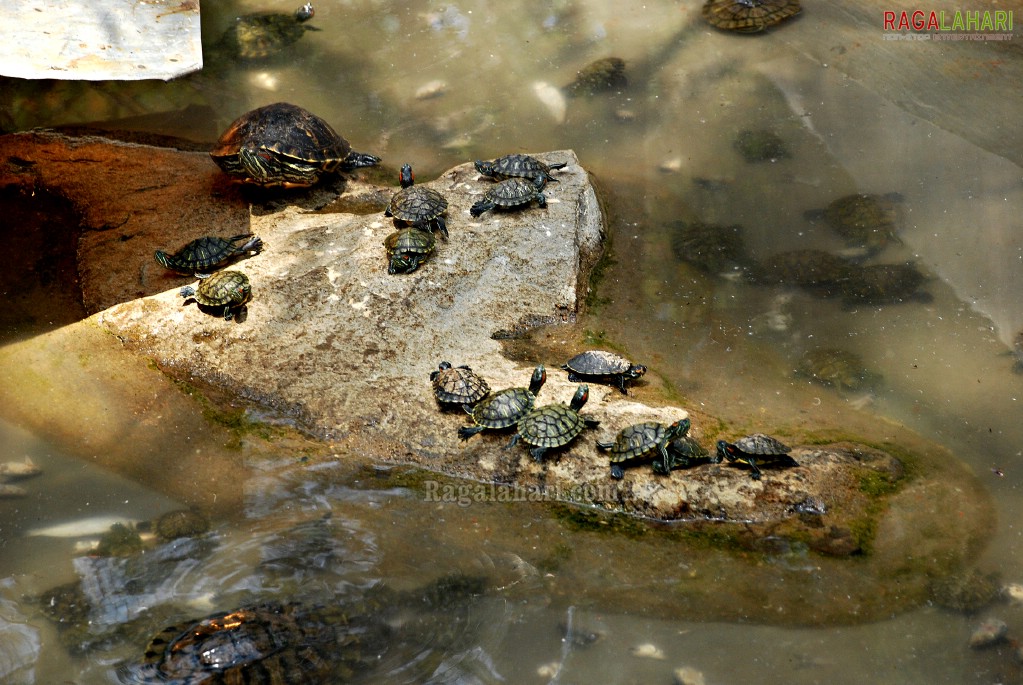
(219, 3), (319, 60)
(838, 262), (927, 304)
(512, 385), (597, 460)
(563, 57), (627, 96)
(732, 433), (790, 455)
(815, 193), (903, 255)
(431, 362), (490, 405)
(384, 227), (435, 274)
(797, 347), (875, 391)
(597, 419), (690, 479)
(180, 270), (251, 320)
(474, 154), (568, 188)
(751, 249), (852, 295)
(701, 0), (801, 33)
(458, 365), (546, 439)
(669, 221), (750, 275)
(717, 433), (797, 479)
(562, 350), (647, 394)
(469, 178), (546, 218)
(733, 129), (790, 163)
(652, 435), (717, 475)
(386, 164), (448, 236)
(210, 102), (380, 187)
(155, 234), (263, 275)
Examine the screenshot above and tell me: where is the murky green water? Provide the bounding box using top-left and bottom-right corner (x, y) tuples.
(3, 1), (1023, 682)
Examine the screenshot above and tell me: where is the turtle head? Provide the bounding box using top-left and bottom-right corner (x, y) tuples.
(716, 440), (735, 462)
(667, 418), (691, 439)
(399, 163), (414, 189)
(430, 361), (452, 382)
(627, 364), (648, 379)
(569, 384), (589, 411)
(295, 3), (315, 22)
(528, 365), (547, 395)
(473, 160), (495, 176)
(154, 250), (172, 269)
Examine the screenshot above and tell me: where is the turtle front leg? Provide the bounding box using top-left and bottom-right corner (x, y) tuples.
(657, 443), (671, 475)
(529, 446), (548, 462)
(747, 457), (763, 480)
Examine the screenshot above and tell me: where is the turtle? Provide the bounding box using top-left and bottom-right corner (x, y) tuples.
(805, 192), (904, 256)
(733, 129), (790, 163)
(179, 270), (251, 321)
(796, 347), (878, 391)
(154, 509), (211, 542)
(838, 262), (929, 305)
(385, 164), (449, 238)
(458, 365), (546, 440)
(668, 220), (751, 275)
(701, 0), (802, 33)
(508, 384), (600, 461)
(716, 433), (798, 480)
(474, 154), (568, 189)
(750, 249), (853, 297)
(563, 57), (627, 97)
(217, 3), (320, 61)
(384, 227), (435, 274)
(210, 102), (381, 187)
(562, 350), (647, 394)
(154, 234), (263, 276)
(652, 434), (720, 475)
(431, 362), (491, 407)
(597, 418), (691, 479)
(469, 177), (547, 217)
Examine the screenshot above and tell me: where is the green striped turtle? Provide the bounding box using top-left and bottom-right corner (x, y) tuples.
(385, 164), (449, 238)
(796, 347), (879, 391)
(597, 418), (690, 479)
(469, 178), (547, 218)
(218, 3), (320, 61)
(154, 234), (263, 276)
(431, 362), (490, 407)
(716, 434), (798, 480)
(458, 365), (546, 440)
(180, 270), (251, 321)
(806, 192), (903, 256)
(652, 434), (719, 475)
(838, 262), (928, 305)
(562, 350), (647, 394)
(384, 227), (435, 274)
(701, 0), (801, 33)
(474, 154), (567, 189)
(210, 102), (380, 187)
(509, 385), (600, 461)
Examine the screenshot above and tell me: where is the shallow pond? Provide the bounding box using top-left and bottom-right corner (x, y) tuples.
(2, 1), (1023, 683)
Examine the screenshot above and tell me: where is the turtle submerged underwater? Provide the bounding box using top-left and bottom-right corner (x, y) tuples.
(217, 3), (320, 61)
(702, 0), (801, 33)
(210, 102), (380, 187)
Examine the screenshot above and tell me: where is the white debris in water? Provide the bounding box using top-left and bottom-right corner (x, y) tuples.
(0, 457), (40, 480)
(415, 80), (448, 100)
(536, 661), (560, 678)
(659, 157), (683, 173)
(673, 665), (707, 685)
(969, 617), (1008, 648)
(1003, 583), (1023, 605)
(25, 515), (138, 538)
(248, 71), (280, 92)
(533, 81), (567, 124)
(630, 643), (666, 659)
(0, 484), (27, 498)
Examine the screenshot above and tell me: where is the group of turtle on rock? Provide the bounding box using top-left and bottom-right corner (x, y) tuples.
(430, 355), (797, 481)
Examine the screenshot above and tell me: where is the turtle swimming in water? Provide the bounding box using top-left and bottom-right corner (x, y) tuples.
(470, 177), (547, 218)
(796, 347), (878, 392)
(838, 262), (929, 305)
(750, 249), (853, 298)
(733, 129), (790, 163)
(154, 234), (263, 276)
(716, 433), (798, 480)
(180, 270), (251, 321)
(210, 102), (380, 187)
(563, 57), (627, 96)
(474, 154), (568, 189)
(458, 365), (546, 440)
(509, 384), (600, 461)
(385, 164), (449, 238)
(701, 0), (801, 33)
(597, 418), (691, 479)
(431, 362), (491, 407)
(217, 3), (320, 61)
(805, 192), (904, 257)
(668, 220), (751, 276)
(384, 227), (435, 274)
(562, 350), (647, 394)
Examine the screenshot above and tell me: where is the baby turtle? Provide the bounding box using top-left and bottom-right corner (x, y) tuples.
(797, 347), (877, 391)
(806, 192), (903, 256)
(653, 435), (719, 475)
(563, 57), (627, 96)
(217, 3), (320, 61)
(509, 385), (600, 461)
(701, 0), (801, 33)
(431, 362), (491, 406)
(669, 220), (751, 275)
(210, 102), (380, 187)
(458, 365), (546, 440)
(180, 270), (251, 321)
(562, 350), (647, 394)
(154, 233), (263, 276)
(385, 164), (449, 238)
(474, 154), (568, 189)
(597, 418), (691, 479)
(838, 262), (929, 305)
(716, 434), (798, 480)
(470, 177), (547, 218)
(733, 129), (790, 163)
(750, 249), (852, 297)
(384, 227), (435, 274)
